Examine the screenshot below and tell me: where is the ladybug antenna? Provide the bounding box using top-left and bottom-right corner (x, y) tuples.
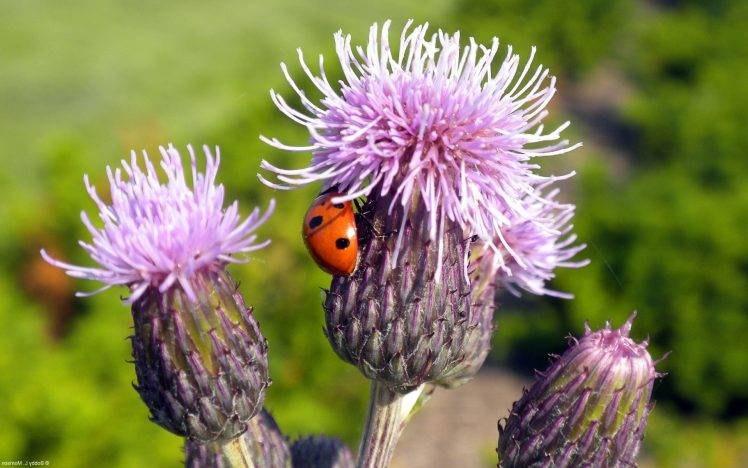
(319, 185), (339, 196)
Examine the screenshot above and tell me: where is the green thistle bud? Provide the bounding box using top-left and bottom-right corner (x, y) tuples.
(185, 410), (291, 468)
(290, 436), (355, 468)
(132, 269), (269, 443)
(498, 314), (659, 467)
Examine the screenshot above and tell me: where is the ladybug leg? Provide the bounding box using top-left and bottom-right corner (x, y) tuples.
(353, 197), (399, 241)
(355, 212), (379, 241)
(355, 212), (400, 242)
(352, 198), (380, 239)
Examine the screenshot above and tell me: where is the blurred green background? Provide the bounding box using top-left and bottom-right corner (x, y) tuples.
(1, 0), (746, 466)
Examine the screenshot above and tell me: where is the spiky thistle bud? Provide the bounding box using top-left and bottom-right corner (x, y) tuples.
(185, 410), (291, 468)
(498, 314), (659, 467)
(290, 436), (355, 468)
(42, 144), (275, 443)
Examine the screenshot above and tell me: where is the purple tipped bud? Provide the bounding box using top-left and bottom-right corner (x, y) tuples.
(290, 435), (355, 468)
(498, 314), (658, 467)
(324, 196), (491, 392)
(185, 410), (291, 468)
(132, 270), (269, 442)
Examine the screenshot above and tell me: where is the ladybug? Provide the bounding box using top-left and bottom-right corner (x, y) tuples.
(302, 192), (359, 276)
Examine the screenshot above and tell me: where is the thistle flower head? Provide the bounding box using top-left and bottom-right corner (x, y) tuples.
(498, 313), (659, 467)
(260, 20), (580, 274)
(472, 184), (589, 299)
(42, 144), (274, 303)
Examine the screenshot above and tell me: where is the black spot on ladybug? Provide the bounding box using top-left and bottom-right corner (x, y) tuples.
(335, 238), (351, 249)
(333, 202), (345, 209)
(309, 216), (323, 229)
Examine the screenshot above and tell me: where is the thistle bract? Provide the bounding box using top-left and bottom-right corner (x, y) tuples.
(439, 246), (499, 388)
(290, 435), (355, 468)
(243, 410), (292, 468)
(498, 315), (658, 467)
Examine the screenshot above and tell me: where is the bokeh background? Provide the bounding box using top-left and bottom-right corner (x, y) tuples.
(1, 1), (747, 466)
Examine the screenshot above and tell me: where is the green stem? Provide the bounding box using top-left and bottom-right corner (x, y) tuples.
(220, 436), (256, 468)
(356, 381), (423, 468)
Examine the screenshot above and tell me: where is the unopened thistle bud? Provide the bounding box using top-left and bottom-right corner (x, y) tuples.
(498, 314), (659, 467)
(290, 436), (355, 468)
(259, 20), (585, 392)
(42, 144), (275, 442)
(185, 410), (291, 468)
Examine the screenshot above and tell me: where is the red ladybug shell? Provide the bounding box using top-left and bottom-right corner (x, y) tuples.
(302, 193), (358, 276)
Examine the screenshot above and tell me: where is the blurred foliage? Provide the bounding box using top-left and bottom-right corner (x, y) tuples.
(645, 410), (748, 467)
(455, 0), (635, 79)
(1, 0), (746, 466)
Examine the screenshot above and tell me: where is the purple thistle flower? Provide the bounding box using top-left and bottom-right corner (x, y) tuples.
(41, 144), (274, 303)
(41, 143), (275, 444)
(498, 314), (660, 467)
(259, 20), (580, 274)
(472, 183), (589, 299)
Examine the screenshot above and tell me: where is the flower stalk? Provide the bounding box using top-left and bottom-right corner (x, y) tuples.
(221, 437), (256, 468)
(357, 382), (423, 468)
